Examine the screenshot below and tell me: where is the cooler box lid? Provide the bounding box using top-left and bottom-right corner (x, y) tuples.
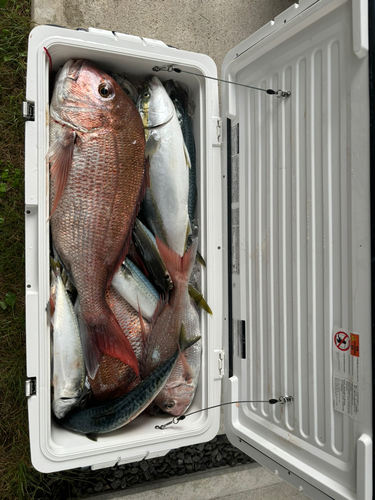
(221, 0), (373, 499)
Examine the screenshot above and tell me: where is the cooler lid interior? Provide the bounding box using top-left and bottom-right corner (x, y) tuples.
(221, 0), (373, 499)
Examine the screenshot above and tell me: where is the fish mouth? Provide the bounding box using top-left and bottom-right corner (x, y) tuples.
(149, 76), (163, 90)
(68, 59), (85, 80)
(56, 59), (85, 83)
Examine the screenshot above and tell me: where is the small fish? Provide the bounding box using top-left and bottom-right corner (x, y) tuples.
(109, 72), (141, 104)
(51, 272), (85, 419)
(164, 80), (197, 222)
(111, 258), (159, 323)
(137, 76), (191, 257)
(132, 218), (173, 294)
(60, 325), (199, 435)
(49, 59), (148, 378)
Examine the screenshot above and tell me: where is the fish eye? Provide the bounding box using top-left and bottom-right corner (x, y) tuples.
(164, 400), (175, 410)
(98, 83), (112, 98)
(143, 91), (150, 99)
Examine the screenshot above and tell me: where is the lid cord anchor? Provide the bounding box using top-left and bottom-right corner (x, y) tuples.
(152, 65), (291, 98)
(155, 396), (294, 430)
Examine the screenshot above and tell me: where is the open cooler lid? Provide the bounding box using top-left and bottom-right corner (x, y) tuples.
(221, 0), (373, 499)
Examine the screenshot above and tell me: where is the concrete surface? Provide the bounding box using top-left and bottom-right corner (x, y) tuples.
(31, 2), (310, 500)
(95, 463), (309, 500)
(31, 0), (295, 78)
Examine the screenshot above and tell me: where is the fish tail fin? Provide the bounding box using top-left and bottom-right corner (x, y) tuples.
(156, 236), (198, 285)
(79, 307), (139, 379)
(95, 311), (140, 377)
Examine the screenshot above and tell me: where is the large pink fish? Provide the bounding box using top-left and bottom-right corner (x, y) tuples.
(49, 59), (148, 378)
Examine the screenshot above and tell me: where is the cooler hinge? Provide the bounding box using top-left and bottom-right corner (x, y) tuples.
(22, 101), (35, 121)
(213, 117), (222, 147)
(25, 377), (36, 397)
(217, 349), (225, 377)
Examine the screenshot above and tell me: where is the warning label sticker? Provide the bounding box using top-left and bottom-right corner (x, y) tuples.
(332, 328), (361, 421)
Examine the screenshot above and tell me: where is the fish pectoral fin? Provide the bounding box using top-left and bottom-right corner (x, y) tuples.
(178, 323), (201, 352)
(188, 284), (213, 315)
(179, 351), (194, 383)
(145, 132), (161, 160)
(183, 140), (192, 170)
(48, 128), (76, 218)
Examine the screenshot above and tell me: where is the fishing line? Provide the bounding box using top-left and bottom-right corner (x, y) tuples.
(43, 47), (53, 73)
(153, 65), (291, 98)
(155, 396), (293, 430)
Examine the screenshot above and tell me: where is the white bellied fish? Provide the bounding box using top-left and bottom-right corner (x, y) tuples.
(51, 272), (85, 419)
(137, 76), (191, 257)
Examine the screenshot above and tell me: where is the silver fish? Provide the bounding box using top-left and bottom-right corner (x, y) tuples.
(111, 258), (158, 322)
(132, 217), (173, 294)
(51, 273), (85, 419)
(164, 80), (197, 223)
(137, 76), (191, 257)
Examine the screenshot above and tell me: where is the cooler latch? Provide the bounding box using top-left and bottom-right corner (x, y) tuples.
(25, 377), (36, 397)
(22, 101), (35, 121)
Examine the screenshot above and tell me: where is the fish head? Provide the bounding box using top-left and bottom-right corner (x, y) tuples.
(52, 397), (79, 420)
(153, 382), (196, 417)
(50, 59), (133, 134)
(137, 76), (174, 129)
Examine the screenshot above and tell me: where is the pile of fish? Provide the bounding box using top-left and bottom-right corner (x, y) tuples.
(48, 59), (210, 437)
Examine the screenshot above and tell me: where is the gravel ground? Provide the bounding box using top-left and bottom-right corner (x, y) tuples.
(47, 435), (254, 499)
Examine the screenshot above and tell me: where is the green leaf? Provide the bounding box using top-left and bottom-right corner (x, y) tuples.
(0, 301), (6, 310)
(3, 55), (13, 63)
(0, 183), (7, 192)
(0, 0), (10, 8)
(0, 218), (4, 224)
(5, 292), (16, 307)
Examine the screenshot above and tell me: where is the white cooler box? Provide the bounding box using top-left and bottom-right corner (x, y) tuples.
(25, 0), (373, 499)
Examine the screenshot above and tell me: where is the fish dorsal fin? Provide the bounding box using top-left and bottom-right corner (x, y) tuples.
(48, 128), (76, 217)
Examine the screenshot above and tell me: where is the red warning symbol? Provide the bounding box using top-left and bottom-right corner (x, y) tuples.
(334, 332), (350, 351)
